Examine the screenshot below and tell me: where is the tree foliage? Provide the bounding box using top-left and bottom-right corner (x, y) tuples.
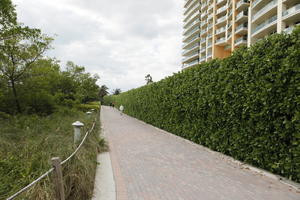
(98, 85), (109, 103)
(145, 74), (153, 85)
(113, 88), (121, 95)
(0, 0), (100, 114)
(105, 27), (300, 183)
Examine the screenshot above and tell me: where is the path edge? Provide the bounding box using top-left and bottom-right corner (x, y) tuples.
(121, 111), (300, 192)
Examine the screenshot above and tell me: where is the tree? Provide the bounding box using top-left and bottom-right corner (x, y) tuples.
(145, 74), (153, 85)
(0, 0), (17, 34)
(98, 85), (109, 103)
(0, 0), (40, 42)
(113, 88), (121, 95)
(0, 32), (52, 113)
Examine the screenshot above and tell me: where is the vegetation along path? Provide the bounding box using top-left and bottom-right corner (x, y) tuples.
(100, 106), (300, 200)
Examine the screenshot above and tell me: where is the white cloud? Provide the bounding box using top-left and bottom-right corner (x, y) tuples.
(13, 0), (183, 92)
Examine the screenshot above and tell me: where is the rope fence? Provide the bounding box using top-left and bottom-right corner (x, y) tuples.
(6, 113), (98, 200)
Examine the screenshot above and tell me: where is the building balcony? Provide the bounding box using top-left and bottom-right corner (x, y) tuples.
(183, 11), (200, 27)
(184, 3), (201, 21)
(184, 0), (196, 9)
(200, 20), (207, 27)
(207, 41), (212, 48)
(207, 52), (212, 58)
(217, 5), (227, 16)
(200, 37), (206, 44)
(236, 10), (248, 23)
(224, 44), (231, 51)
(236, 0), (250, 11)
(235, 36), (247, 46)
(183, 34), (200, 49)
(201, 2), (208, 11)
(215, 37), (227, 46)
(182, 42), (199, 55)
(252, 0), (264, 10)
(252, 0), (277, 23)
(284, 26), (294, 34)
(215, 26), (226, 35)
(200, 47), (206, 53)
(252, 15), (277, 37)
(201, 11), (208, 19)
(200, 56), (206, 63)
(227, 32), (232, 40)
(207, 23), (213, 30)
(235, 23), (248, 35)
(182, 51), (199, 63)
(282, 3), (300, 20)
(183, 59), (199, 69)
(183, 25), (200, 37)
(216, 15), (227, 25)
(183, 27), (200, 42)
(183, 18), (200, 33)
(216, 0), (226, 6)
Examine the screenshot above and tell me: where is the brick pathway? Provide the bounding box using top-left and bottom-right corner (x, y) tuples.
(101, 106), (300, 200)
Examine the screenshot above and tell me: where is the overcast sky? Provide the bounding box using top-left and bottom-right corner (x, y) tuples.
(13, 0), (183, 92)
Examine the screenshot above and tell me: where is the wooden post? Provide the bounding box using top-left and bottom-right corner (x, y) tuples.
(51, 157), (65, 200)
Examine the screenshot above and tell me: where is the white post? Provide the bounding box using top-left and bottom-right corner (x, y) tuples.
(72, 121), (84, 144)
(86, 111), (92, 119)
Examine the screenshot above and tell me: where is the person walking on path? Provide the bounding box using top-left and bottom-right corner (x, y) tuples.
(119, 105), (124, 115)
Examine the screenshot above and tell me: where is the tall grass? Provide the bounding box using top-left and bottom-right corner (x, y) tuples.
(0, 107), (105, 200)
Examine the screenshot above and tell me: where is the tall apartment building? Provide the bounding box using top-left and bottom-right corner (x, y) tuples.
(182, 0), (300, 69)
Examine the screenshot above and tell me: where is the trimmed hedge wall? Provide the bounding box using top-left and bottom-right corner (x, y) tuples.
(104, 27), (300, 182)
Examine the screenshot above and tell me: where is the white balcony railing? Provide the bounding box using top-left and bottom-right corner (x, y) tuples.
(183, 11), (200, 26)
(235, 36), (247, 45)
(184, 18), (200, 33)
(200, 56), (206, 62)
(217, 5), (227, 14)
(252, 15), (277, 35)
(283, 3), (300, 18)
(184, 2), (201, 17)
(252, 0), (277, 22)
(215, 37), (226, 44)
(237, 0), (249, 9)
(182, 51), (199, 62)
(236, 10), (248, 21)
(182, 42), (199, 54)
(183, 34), (200, 48)
(235, 23), (248, 32)
(216, 26), (226, 34)
(252, 0), (263, 9)
(183, 59), (199, 68)
(216, 15), (227, 24)
(216, 0), (225, 5)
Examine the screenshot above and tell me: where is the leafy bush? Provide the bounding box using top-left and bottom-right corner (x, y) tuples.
(105, 27), (300, 182)
(76, 101), (100, 112)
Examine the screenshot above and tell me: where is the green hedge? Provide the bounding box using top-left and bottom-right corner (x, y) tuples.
(105, 27), (300, 182)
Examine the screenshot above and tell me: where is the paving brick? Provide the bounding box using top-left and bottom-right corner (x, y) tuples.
(101, 106), (300, 200)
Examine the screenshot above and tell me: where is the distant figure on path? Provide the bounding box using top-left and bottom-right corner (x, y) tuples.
(119, 105), (124, 115)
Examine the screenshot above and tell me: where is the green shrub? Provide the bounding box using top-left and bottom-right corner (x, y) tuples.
(76, 101), (100, 112)
(104, 27), (300, 182)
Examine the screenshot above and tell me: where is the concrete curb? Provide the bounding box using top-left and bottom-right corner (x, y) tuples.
(122, 111), (300, 192)
(92, 109), (116, 200)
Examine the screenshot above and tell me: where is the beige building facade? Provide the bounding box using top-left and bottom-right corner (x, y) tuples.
(182, 0), (300, 69)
